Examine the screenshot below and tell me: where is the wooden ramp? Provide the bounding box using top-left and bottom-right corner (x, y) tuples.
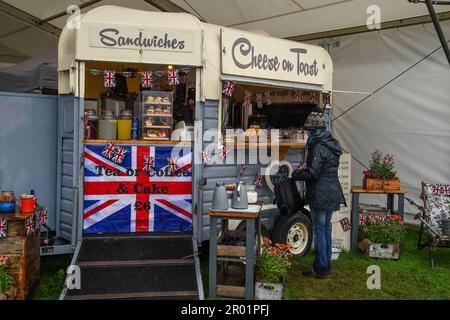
(62, 234), (202, 300)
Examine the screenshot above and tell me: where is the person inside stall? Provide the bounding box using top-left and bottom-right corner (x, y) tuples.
(181, 97), (195, 126)
(292, 111), (347, 279)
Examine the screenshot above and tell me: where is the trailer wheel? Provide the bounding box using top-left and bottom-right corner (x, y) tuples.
(273, 212), (312, 256)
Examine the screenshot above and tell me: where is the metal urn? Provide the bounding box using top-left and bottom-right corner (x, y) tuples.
(212, 182), (229, 210)
(231, 181), (248, 209)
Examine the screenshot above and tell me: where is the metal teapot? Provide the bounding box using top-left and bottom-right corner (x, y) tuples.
(231, 181), (248, 209)
(212, 182), (229, 210)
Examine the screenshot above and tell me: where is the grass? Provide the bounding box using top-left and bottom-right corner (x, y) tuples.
(200, 224), (450, 300)
(31, 254), (71, 300)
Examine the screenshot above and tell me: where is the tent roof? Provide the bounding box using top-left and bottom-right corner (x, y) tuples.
(0, 0), (449, 66)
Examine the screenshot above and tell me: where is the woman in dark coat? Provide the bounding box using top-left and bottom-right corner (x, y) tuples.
(292, 111), (346, 278)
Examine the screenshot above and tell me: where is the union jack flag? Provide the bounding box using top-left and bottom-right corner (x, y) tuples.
(239, 162), (248, 176)
(311, 92), (318, 104)
(0, 217), (7, 238)
(25, 216), (34, 235)
(102, 142), (117, 158)
(293, 90), (303, 102)
(243, 90), (252, 108)
(168, 69), (180, 86)
(443, 185), (450, 196)
(255, 173), (263, 187)
(84, 145), (192, 233)
(264, 91), (272, 105)
(40, 207), (48, 224)
(111, 145), (128, 164)
(322, 92), (331, 105)
(201, 149), (212, 164)
(223, 81), (236, 97)
(141, 71), (153, 88)
(340, 217), (351, 232)
(143, 155), (155, 172)
(167, 156), (179, 175)
(256, 93), (263, 108)
(104, 70), (116, 88)
(219, 146), (228, 161)
(432, 184), (441, 196)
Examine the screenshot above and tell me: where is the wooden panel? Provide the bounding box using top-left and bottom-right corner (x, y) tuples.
(217, 285), (245, 298)
(6, 220), (26, 237)
(0, 236), (25, 254)
(84, 139), (193, 145)
(217, 245), (246, 257)
(352, 187), (408, 194)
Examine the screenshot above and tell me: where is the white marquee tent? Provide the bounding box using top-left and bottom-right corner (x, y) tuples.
(0, 0), (449, 213)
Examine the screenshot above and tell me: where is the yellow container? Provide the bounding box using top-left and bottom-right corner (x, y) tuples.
(117, 119), (132, 140)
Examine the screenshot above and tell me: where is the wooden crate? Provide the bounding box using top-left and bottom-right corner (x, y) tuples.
(358, 239), (400, 260)
(363, 178), (383, 190)
(382, 179), (401, 190)
(0, 213), (40, 300)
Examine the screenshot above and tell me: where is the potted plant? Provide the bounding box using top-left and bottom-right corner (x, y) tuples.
(255, 237), (292, 300)
(363, 149), (400, 190)
(358, 213), (405, 260)
(0, 256), (15, 300)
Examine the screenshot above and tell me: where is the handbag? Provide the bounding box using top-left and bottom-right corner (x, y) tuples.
(274, 177), (305, 215)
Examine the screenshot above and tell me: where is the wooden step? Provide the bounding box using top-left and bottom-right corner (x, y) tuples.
(65, 290), (199, 300)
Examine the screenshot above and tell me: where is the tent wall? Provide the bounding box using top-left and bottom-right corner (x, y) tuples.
(0, 92), (57, 228)
(311, 21), (450, 212)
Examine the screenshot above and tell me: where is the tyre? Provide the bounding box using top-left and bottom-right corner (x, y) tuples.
(272, 212), (312, 256)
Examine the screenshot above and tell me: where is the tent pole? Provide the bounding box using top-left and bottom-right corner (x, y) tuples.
(425, 0), (450, 65)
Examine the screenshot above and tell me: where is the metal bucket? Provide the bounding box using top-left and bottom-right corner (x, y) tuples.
(442, 219), (450, 237)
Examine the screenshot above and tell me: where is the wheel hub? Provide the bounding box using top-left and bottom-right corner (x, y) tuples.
(287, 223), (308, 255)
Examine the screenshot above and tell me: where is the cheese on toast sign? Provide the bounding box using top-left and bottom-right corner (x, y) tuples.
(221, 28), (328, 85)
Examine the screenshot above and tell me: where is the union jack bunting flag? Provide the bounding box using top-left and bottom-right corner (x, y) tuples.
(143, 155), (155, 172)
(104, 70), (116, 88)
(84, 145), (192, 233)
(111, 145), (128, 164)
(102, 142), (117, 159)
(168, 69), (180, 86)
(25, 216), (34, 235)
(167, 156), (179, 176)
(239, 162), (248, 176)
(201, 149), (212, 164)
(264, 91), (272, 105)
(0, 217), (7, 238)
(322, 92), (331, 105)
(40, 207), (48, 224)
(293, 90), (303, 102)
(255, 173), (263, 187)
(223, 81), (236, 97)
(243, 90), (252, 108)
(219, 146), (228, 161)
(256, 93), (263, 108)
(340, 217), (351, 232)
(141, 71), (153, 88)
(311, 92), (318, 104)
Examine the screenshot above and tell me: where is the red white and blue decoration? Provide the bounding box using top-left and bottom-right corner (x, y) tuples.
(167, 156), (179, 176)
(103, 70), (116, 88)
(256, 93), (263, 108)
(311, 92), (318, 105)
(243, 90), (252, 108)
(340, 217), (351, 232)
(219, 146), (228, 161)
(223, 81), (236, 97)
(102, 142), (128, 164)
(255, 173), (263, 187)
(264, 91), (272, 105)
(25, 216), (34, 235)
(322, 92), (331, 105)
(141, 71), (153, 88)
(239, 162), (248, 176)
(168, 69), (180, 86)
(39, 207), (48, 225)
(201, 149), (212, 164)
(83, 145), (193, 233)
(432, 184), (450, 196)
(143, 155), (155, 172)
(0, 217), (7, 238)
(293, 90), (303, 102)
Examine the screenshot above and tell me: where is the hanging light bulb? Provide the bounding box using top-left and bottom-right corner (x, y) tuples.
(167, 65), (173, 70)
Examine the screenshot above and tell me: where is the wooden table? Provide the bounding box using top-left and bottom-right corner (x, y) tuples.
(208, 204), (262, 300)
(0, 211), (40, 299)
(351, 187), (408, 251)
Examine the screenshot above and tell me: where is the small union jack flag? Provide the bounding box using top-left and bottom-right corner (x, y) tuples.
(432, 184), (441, 196)
(243, 90), (252, 108)
(201, 149), (212, 164)
(40, 207), (48, 225)
(442, 185), (450, 196)
(255, 173), (263, 187)
(25, 216), (34, 235)
(340, 217), (351, 232)
(143, 155), (155, 172)
(256, 93), (263, 108)
(239, 162), (248, 176)
(168, 69), (180, 86)
(0, 217), (7, 238)
(322, 92), (331, 105)
(141, 71), (153, 88)
(223, 81), (236, 97)
(359, 213), (366, 226)
(219, 146), (228, 161)
(264, 91), (272, 105)
(311, 92), (318, 104)
(293, 90), (303, 102)
(167, 157), (178, 175)
(102, 142), (117, 159)
(111, 145), (128, 164)
(104, 70), (116, 88)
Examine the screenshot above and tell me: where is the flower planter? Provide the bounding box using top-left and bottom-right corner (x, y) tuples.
(363, 178), (383, 190)
(255, 281), (284, 300)
(382, 179), (400, 190)
(358, 238), (400, 260)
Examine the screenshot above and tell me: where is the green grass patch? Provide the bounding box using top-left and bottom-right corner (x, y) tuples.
(32, 254), (71, 300)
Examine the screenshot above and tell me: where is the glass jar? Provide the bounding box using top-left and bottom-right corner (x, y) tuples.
(118, 110), (132, 140)
(84, 109), (99, 139)
(99, 109), (117, 140)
